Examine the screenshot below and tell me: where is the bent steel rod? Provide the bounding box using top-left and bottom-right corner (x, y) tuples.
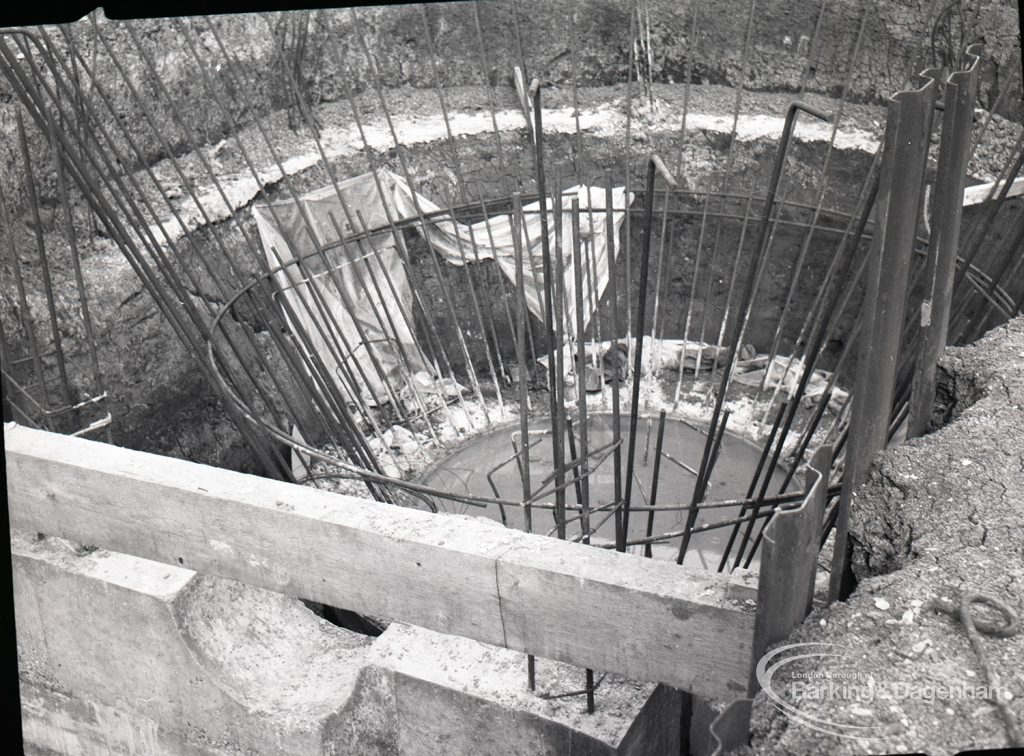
(606, 176), (626, 551)
(605, 503), (801, 550)
(418, 7), (503, 415)
(256, 15), (411, 419)
(346, 10), (482, 428)
(757, 7), (867, 398)
(19, 29), (303, 477)
(675, 409), (731, 564)
(331, 210), (439, 444)
(689, 0), (759, 378)
(144, 22), (397, 459)
(469, 5), (525, 375)
(681, 101), (829, 566)
(622, 0), (637, 347)
(622, 156), (676, 541)
(511, 192), (536, 692)
(565, 419), (586, 522)
(658, 2), (698, 379)
(763, 147), (883, 436)
(528, 439), (621, 502)
(717, 399), (788, 572)
(440, 187), (503, 423)
(328, 62), (457, 412)
(761, 161), (882, 495)
(14, 109), (71, 409)
(735, 403), (795, 570)
(171, 22), (395, 476)
(778, 389), (833, 492)
(571, 198), (592, 547)
(0, 189), (50, 412)
(512, 194), (534, 532)
(558, 485), (838, 516)
(6, 31), (293, 476)
(553, 181), (571, 531)
(46, 113), (106, 438)
(529, 80), (567, 540)
(710, 190), (757, 388)
(512, 188), (536, 696)
(949, 140), (1024, 332)
(960, 193), (1024, 342)
(303, 191), (895, 259)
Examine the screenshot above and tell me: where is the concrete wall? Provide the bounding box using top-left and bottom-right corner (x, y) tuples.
(13, 529), (681, 754)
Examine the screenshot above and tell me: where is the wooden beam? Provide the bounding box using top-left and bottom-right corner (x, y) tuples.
(4, 423), (755, 700)
(962, 176), (1024, 206)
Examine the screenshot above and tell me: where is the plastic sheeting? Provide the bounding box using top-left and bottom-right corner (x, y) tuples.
(253, 170), (632, 405)
(390, 173), (632, 338)
(253, 172), (429, 405)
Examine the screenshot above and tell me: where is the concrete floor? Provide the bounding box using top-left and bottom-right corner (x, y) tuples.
(419, 412), (787, 566)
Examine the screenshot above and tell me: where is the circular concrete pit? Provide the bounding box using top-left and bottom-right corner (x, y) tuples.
(419, 411), (787, 566)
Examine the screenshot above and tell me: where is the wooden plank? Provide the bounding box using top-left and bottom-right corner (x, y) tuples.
(4, 423), (755, 699)
(962, 176), (1024, 206)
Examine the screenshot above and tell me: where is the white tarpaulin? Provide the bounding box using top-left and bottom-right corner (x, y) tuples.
(253, 172), (429, 405)
(253, 169), (632, 405)
(390, 173), (632, 339)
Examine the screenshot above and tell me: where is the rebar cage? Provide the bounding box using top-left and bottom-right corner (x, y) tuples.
(1, 4), (1021, 595)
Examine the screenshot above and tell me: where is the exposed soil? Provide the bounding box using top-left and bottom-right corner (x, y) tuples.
(3, 78), (883, 471)
(747, 316), (1024, 755)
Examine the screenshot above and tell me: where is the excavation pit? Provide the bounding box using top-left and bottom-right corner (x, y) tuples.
(5, 7), (1021, 755)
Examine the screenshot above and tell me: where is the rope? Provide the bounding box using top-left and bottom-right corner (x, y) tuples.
(929, 591), (1022, 747)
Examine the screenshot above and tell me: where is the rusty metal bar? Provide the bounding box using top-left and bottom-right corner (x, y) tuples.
(605, 175), (625, 552)
(676, 409), (731, 564)
(570, 198), (592, 547)
(622, 156), (676, 542)
(829, 70), (939, 602)
(908, 45), (982, 437)
(643, 409), (667, 558)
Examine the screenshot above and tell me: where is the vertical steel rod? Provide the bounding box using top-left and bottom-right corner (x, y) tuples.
(643, 409), (667, 558)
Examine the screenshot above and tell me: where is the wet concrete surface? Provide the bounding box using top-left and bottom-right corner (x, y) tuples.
(419, 411), (787, 567)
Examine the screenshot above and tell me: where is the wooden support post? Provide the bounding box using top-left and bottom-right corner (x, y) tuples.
(908, 46), (982, 437)
(4, 423), (756, 700)
(961, 176), (1024, 206)
(829, 71), (939, 602)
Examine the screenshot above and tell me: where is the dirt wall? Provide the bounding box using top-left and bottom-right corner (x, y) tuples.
(747, 315), (1024, 755)
(2, 0), (1020, 211)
